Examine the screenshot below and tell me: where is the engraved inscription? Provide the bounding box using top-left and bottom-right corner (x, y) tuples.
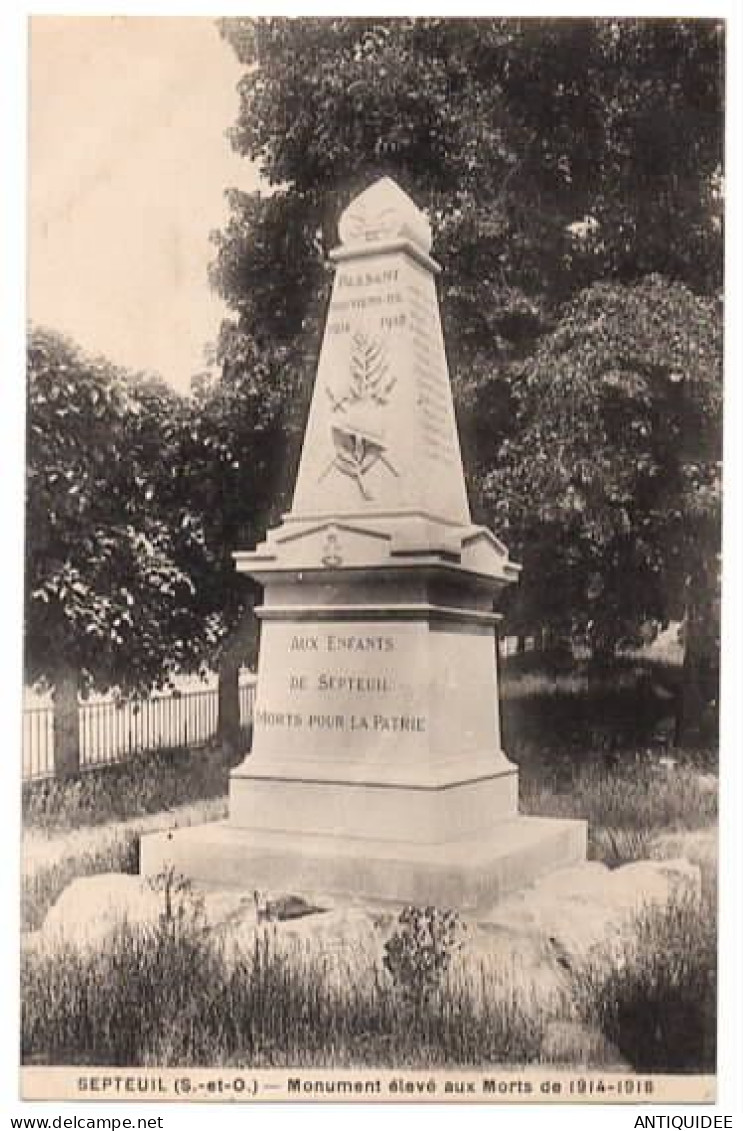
(337, 268), (399, 288)
(405, 284), (458, 466)
(330, 269), (407, 333)
(320, 260), (459, 482)
(254, 631), (427, 739)
(255, 710), (426, 734)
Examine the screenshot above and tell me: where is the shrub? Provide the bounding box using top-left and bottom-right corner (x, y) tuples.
(382, 906), (464, 1011)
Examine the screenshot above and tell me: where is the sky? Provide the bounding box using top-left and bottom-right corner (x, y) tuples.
(28, 16), (260, 392)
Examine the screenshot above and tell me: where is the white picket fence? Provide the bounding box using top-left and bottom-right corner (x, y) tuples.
(22, 677), (257, 782)
(22, 635), (544, 782)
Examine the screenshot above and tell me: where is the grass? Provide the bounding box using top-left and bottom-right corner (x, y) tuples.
(498, 652), (717, 866)
(21, 879), (716, 1071)
(575, 886), (717, 1072)
(23, 743), (238, 833)
(22, 904), (556, 1068)
(20, 657), (719, 1071)
(501, 652), (715, 767)
(22, 744), (235, 929)
(520, 760), (717, 866)
(22, 798), (227, 931)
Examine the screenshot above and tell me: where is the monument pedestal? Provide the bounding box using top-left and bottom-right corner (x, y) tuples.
(142, 551), (586, 909)
(140, 817), (586, 912)
(141, 177), (586, 909)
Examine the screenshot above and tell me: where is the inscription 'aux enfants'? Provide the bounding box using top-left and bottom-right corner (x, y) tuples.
(290, 633), (394, 652)
(289, 633), (395, 694)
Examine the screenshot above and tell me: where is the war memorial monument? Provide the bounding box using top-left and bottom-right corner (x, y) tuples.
(141, 177), (587, 907)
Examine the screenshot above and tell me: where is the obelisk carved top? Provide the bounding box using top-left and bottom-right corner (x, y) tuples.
(337, 176), (433, 254)
(290, 177), (471, 527)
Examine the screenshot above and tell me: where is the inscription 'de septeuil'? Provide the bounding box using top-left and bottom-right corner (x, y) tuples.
(290, 673), (392, 693)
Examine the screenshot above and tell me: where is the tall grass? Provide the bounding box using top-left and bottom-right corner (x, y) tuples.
(22, 884), (717, 1071)
(574, 887), (717, 1072)
(23, 744), (238, 834)
(21, 915), (555, 1068)
(520, 761), (717, 865)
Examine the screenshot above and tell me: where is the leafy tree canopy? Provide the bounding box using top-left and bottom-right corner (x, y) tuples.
(214, 17), (722, 363)
(485, 276), (722, 659)
(25, 325), (213, 696)
(210, 16), (723, 534)
(207, 17), (724, 738)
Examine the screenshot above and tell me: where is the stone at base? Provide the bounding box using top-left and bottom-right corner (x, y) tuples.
(139, 815), (587, 911)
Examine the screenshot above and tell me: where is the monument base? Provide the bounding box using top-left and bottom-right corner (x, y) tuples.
(140, 815), (587, 911)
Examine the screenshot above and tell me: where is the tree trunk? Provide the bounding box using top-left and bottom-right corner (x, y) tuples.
(217, 603), (260, 758)
(217, 652), (242, 758)
(52, 670), (80, 777)
(675, 597), (720, 748)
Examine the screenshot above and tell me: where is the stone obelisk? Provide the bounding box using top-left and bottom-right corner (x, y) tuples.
(141, 178), (586, 908)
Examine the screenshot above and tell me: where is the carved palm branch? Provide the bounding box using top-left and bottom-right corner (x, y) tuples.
(348, 333), (394, 404)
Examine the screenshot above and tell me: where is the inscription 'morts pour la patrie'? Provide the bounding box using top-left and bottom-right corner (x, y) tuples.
(255, 709), (426, 734)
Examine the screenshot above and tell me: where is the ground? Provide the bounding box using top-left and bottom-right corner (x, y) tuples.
(20, 656), (718, 1071)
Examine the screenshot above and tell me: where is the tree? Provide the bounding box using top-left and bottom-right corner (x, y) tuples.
(211, 17), (724, 740)
(482, 276), (722, 740)
(215, 18), (722, 342)
(25, 326), (211, 771)
(213, 16), (722, 466)
(178, 345), (295, 754)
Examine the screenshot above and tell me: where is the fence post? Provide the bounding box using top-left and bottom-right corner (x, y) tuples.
(52, 671), (80, 777)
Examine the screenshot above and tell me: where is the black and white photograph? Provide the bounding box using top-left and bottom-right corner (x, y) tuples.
(4, 9), (739, 1109)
